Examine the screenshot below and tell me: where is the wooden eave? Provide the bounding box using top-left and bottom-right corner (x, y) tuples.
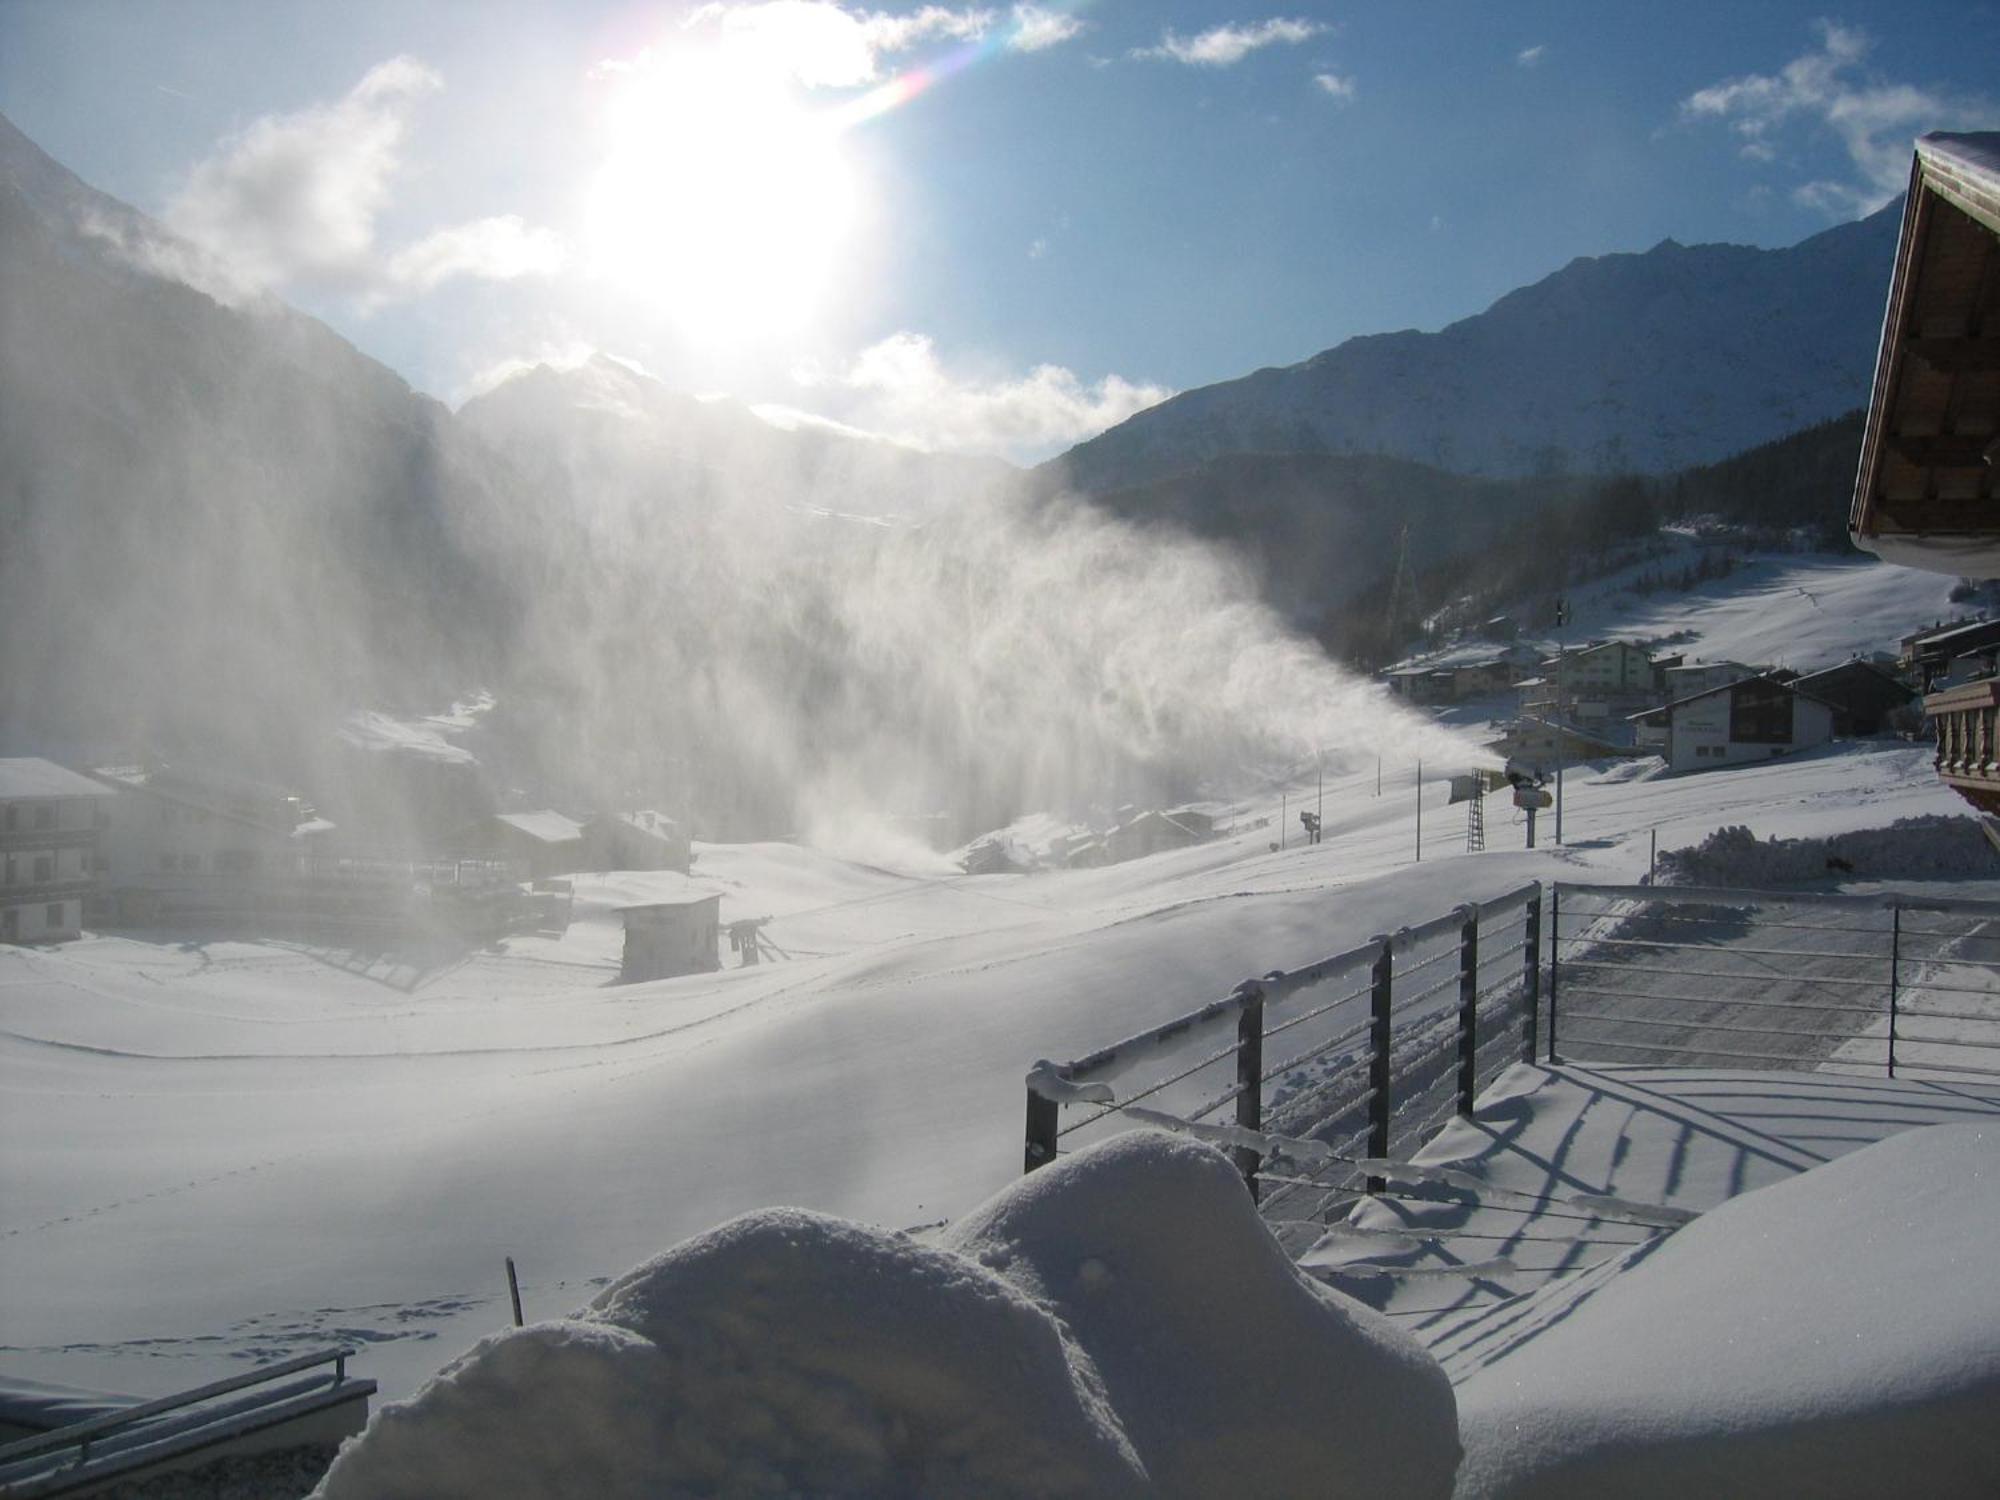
(1850, 135), (2000, 577)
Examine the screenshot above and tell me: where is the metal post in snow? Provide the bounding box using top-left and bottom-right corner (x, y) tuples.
(1366, 935), (1395, 1193)
(1522, 888), (1542, 1063)
(1888, 903), (1901, 1079)
(1235, 985), (1266, 1200)
(1547, 886), (1562, 1063)
(506, 1257), (524, 1328)
(1415, 760), (1423, 862)
(1024, 1081), (1059, 1173)
(1456, 905), (1480, 1118)
(1650, 828), (1658, 885)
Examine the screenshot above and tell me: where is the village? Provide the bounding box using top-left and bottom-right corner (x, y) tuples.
(7, 606), (2000, 971)
(0, 731), (731, 983)
(1378, 609), (2000, 786)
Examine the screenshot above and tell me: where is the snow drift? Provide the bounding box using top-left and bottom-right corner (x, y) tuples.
(1453, 1119), (2000, 1499)
(945, 1129), (1461, 1499)
(310, 1130), (1457, 1498)
(1660, 815), (1992, 888)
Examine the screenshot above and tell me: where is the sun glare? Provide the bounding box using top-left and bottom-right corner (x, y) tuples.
(587, 49), (861, 345)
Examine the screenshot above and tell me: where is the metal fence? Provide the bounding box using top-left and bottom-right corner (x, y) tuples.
(1547, 882), (2000, 1083)
(1023, 884), (1541, 1243)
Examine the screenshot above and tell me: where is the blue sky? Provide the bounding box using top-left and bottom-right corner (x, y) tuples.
(4, 1), (1997, 459)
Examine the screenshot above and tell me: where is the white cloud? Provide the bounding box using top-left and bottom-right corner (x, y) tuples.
(382, 215), (566, 297)
(1516, 44), (1545, 68)
(1313, 71), (1355, 101)
(164, 55), (439, 291)
(1008, 4), (1082, 52)
(1135, 17), (1324, 67)
(1680, 21), (1997, 217)
(677, 2), (997, 87)
(812, 332), (1172, 459)
(154, 56), (564, 305)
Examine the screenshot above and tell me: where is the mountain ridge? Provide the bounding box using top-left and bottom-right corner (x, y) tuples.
(1043, 204), (1901, 493)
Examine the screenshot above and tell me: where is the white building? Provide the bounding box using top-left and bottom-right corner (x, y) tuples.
(91, 766), (321, 922)
(1632, 676), (1836, 774)
(0, 759), (115, 942)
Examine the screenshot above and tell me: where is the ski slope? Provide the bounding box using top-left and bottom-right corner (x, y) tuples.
(0, 735), (1973, 1404)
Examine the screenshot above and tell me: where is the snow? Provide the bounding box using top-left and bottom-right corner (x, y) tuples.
(0, 757), (117, 800)
(0, 739), (1976, 1408)
(1519, 543), (1961, 674)
(493, 810), (584, 844)
(945, 1131), (1459, 1499)
(337, 706), (482, 764)
(1325, 1064), (2000, 1362)
(313, 1131), (1454, 1498)
(314, 1209), (1144, 1500)
(1451, 1119), (2000, 1498)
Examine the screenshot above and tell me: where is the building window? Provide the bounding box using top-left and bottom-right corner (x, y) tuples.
(33, 855), (52, 881)
(46, 903), (63, 928)
(2, 805), (15, 831)
(34, 804), (54, 831)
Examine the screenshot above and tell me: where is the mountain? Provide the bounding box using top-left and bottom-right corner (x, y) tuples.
(1080, 451), (1563, 627)
(1045, 205), (1901, 492)
(0, 111), (1011, 829)
(0, 110), (515, 778)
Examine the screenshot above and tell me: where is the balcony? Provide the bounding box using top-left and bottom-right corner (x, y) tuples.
(0, 825), (99, 853)
(0, 877), (96, 907)
(1925, 678), (2000, 814)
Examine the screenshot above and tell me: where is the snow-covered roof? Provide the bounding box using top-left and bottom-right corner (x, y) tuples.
(1851, 133), (2000, 577)
(495, 810), (586, 845)
(616, 890), (723, 913)
(0, 757), (115, 800)
(1917, 130), (2000, 235)
(1909, 616), (2000, 652)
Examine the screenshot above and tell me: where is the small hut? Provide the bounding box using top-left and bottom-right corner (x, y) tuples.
(618, 893), (722, 982)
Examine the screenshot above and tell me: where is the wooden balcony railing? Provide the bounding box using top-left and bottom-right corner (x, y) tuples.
(1926, 678), (2000, 813)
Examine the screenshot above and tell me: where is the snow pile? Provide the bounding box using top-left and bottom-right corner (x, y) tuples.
(946, 1131), (1460, 1499)
(1659, 814), (1992, 887)
(1454, 1120), (2000, 1499)
(311, 1132), (1456, 1498)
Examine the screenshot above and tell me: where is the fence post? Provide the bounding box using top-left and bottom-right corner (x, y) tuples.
(1888, 902), (1901, 1079)
(1547, 885), (1561, 1063)
(1522, 887), (1542, 1063)
(1367, 934), (1395, 1193)
(1024, 1082), (1059, 1174)
(1235, 983), (1266, 1200)
(1456, 905), (1480, 1118)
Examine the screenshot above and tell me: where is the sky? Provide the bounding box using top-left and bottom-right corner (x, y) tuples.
(3, 0), (1998, 462)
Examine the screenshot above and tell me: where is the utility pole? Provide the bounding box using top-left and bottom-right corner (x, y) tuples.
(1316, 752), (1324, 835)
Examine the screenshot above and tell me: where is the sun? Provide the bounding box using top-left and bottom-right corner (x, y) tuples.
(586, 48), (861, 346)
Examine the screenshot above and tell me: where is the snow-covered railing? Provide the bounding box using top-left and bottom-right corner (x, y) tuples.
(0, 1348), (373, 1497)
(1023, 884), (1542, 1221)
(1547, 883), (2000, 1082)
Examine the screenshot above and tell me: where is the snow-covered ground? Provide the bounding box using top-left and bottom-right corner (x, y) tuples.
(1399, 542), (1966, 677)
(0, 735), (1974, 1409)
